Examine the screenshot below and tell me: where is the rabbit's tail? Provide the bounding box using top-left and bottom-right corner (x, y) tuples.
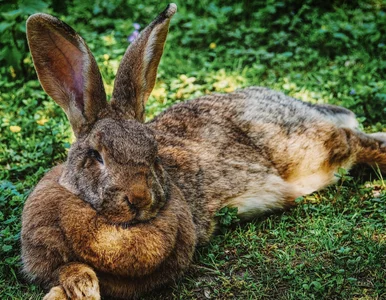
(355, 131), (386, 173)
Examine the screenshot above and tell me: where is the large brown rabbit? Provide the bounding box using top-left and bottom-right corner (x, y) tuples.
(21, 3), (386, 300)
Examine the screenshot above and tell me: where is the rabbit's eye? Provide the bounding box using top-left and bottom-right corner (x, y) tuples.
(89, 149), (104, 164)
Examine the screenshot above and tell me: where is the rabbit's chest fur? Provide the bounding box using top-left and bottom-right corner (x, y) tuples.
(152, 87), (358, 221)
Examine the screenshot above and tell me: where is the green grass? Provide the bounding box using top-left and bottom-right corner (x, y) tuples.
(1, 0), (386, 299)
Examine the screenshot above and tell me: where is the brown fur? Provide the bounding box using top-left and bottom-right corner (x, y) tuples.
(21, 4), (386, 299)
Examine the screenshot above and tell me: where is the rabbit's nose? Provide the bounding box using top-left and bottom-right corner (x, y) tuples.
(127, 184), (152, 209)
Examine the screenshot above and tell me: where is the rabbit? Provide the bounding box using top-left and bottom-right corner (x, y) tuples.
(21, 3), (386, 300)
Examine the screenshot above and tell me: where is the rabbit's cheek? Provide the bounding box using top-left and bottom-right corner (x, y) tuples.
(149, 177), (167, 212)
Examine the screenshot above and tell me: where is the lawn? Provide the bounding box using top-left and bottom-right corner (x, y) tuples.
(1, 0), (386, 299)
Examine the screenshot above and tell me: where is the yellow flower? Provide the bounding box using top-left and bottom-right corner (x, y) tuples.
(10, 125), (21, 133)
(209, 42), (217, 49)
(104, 83), (113, 95)
(152, 87), (166, 100)
(103, 54), (110, 61)
(23, 56), (32, 64)
(10, 66), (16, 78)
(36, 118), (49, 126)
(102, 35), (115, 46)
(224, 87), (234, 93)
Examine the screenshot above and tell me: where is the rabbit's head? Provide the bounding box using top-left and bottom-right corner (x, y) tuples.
(26, 4), (177, 225)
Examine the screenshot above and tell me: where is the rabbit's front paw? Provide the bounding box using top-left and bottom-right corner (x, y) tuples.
(59, 264), (100, 300)
(43, 286), (67, 300)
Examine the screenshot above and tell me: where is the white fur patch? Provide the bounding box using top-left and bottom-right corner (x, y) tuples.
(369, 133), (386, 147)
(225, 173), (294, 219)
(325, 113), (359, 130)
(288, 171), (338, 197)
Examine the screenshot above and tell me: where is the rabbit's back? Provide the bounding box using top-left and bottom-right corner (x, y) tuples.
(152, 87), (357, 145)
(236, 87), (357, 129)
(151, 87), (358, 228)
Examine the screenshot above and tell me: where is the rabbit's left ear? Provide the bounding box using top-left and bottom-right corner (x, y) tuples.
(27, 13), (107, 137)
(111, 4), (177, 122)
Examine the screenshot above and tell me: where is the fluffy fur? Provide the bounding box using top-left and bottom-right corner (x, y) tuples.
(21, 4), (386, 299)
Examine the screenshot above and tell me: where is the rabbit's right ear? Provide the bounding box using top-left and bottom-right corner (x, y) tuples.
(27, 14), (107, 137)
(111, 4), (177, 122)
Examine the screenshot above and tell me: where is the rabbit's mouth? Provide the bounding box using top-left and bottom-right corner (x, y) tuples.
(104, 209), (159, 229)
(125, 196), (139, 215)
(99, 191), (165, 226)
(124, 195), (160, 223)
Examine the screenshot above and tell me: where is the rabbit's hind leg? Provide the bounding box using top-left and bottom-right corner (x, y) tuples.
(355, 131), (386, 172)
(225, 169), (300, 220)
(283, 126), (358, 199)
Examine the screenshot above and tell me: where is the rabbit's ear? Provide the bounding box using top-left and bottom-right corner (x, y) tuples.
(111, 4), (177, 122)
(27, 14), (107, 137)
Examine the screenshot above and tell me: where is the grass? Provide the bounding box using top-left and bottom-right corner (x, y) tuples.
(1, 0), (386, 299)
